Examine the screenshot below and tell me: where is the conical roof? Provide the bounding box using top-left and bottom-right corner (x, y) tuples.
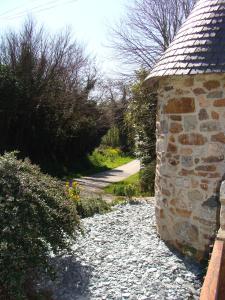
(147, 0), (225, 80)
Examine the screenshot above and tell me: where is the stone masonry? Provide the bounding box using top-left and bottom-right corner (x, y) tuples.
(155, 73), (225, 260)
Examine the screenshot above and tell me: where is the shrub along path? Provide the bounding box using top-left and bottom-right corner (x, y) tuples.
(76, 159), (140, 199)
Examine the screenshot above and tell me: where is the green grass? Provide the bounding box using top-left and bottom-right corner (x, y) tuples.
(104, 172), (148, 197)
(69, 147), (134, 178)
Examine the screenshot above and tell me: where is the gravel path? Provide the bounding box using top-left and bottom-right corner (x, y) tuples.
(40, 201), (204, 300)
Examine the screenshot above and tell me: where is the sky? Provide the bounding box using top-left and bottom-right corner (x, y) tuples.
(0, 0), (131, 77)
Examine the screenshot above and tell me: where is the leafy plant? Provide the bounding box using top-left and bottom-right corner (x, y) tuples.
(65, 180), (81, 202)
(124, 184), (136, 200)
(139, 161), (156, 196)
(0, 152), (80, 299)
(126, 70), (157, 165)
(74, 196), (111, 218)
(113, 184), (126, 196)
(65, 180), (110, 218)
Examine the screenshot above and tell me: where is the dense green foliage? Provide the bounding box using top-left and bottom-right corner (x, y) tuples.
(127, 70), (157, 165)
(0, 152), (80, 299)
(139, 161), (156, 196)
(0, 20), (107, 174)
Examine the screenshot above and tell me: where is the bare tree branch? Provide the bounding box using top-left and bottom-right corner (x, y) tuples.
(109, 0), (196, 71)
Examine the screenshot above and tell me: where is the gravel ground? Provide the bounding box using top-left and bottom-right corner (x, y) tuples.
(40, 201), (204, 300)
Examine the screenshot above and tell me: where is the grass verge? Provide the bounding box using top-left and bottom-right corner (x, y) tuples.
(104, 172), (150, 197)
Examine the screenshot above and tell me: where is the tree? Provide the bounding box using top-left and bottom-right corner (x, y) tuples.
(126, 69), (157, 164)
(0, 19), (104, 174)
(97, 79), (133, 152)
(109, 0), (196, 70)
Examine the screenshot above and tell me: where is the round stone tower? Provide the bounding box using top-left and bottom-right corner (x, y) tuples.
(147, 0), (225, 260)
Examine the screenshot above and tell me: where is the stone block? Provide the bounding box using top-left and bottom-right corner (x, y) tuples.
(170, 197), (192, 210)
(162, 188), (171, 196)
(169, 135), (176, 143)
(198, 108), (209, 120)
(195, 158), (200, 164)
(199, 95), (211, 108)
(195, 165), (217, 172)
(174, 178), (190, 188)
(167, 143), (177, 153)
(211, 132), (225, 143)
(200, 121), (221, 132)
(175, 88), (191, 95)
(208, 173), (221, 178)
(191, 178), (199, 188)
(168, 158), (179, 166)
(181, 156), (193, 168)
(188, 190), (203, 202)
(183, 115), (197, 131)
(180, 147), (193, 156)
(211, 111), (219, 120)
(164, 97), (195, 114)
(193, 88), (206, 95)
(178, 133), (206, 145)
(170, 122), (183, 133)
(200, 183), (208, 191)
(207, 91), (223, 99)
(203, 80), (220, 90)
(184, 77), (194, 87)
(170, 115), (182, 121)
(179, 169), (195, 176)
(202, 156), (224, 163)
(175, 208), (192, 218)
(213, 99), (225, 106)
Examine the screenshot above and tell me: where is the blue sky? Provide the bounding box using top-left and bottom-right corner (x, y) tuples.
(0, 0), (130, 76)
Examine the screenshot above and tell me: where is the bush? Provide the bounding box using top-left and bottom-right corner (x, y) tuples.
(113, 184), (126, 196)
(139, 161), (156, 196)
(0, 152), (80, 299)
(75, 197), (111, 218)
(65, 180), (111, 218)
(124, 184), (136, 200)
(112, 184), (136, 199)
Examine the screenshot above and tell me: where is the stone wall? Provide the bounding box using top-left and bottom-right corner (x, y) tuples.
(155, 73), (225, 260)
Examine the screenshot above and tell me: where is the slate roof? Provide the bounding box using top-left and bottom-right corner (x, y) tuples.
(146, 0), (225, 80)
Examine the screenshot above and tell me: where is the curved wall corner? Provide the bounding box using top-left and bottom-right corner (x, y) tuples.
(155, 73), (225, 260)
